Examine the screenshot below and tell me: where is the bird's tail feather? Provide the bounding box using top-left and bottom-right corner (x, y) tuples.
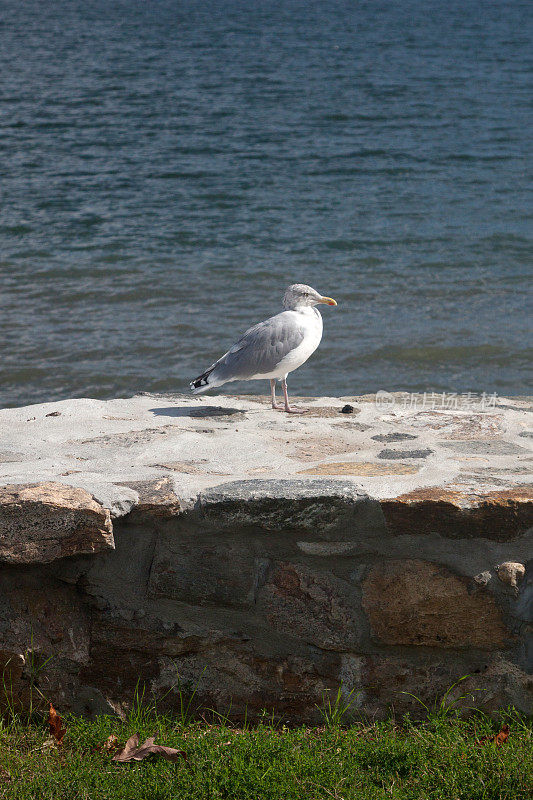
(190, 365), (223, 394)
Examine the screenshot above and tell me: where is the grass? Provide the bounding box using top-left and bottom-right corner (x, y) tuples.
(0, 703), (530, 800)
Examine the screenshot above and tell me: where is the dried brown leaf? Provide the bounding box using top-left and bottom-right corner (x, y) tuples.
(48, 702), (66, 745)
(112, 733), (140, 761)
(477, 724), (510, 746)
(112, 733), (188, 764)
(494, 725), (510, 745)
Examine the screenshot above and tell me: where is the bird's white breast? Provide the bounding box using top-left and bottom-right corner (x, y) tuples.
(261, 307), (323, 379)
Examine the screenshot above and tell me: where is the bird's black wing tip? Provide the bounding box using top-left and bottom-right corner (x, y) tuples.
(190, 370), (212, 390)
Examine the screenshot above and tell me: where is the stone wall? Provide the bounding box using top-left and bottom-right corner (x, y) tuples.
(1, 476), (531, 722)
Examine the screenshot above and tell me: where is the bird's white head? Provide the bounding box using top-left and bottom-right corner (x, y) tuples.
(282, 284), (337, 311)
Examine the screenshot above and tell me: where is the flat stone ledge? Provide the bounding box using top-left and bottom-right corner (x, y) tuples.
(0, 392), (531, 544)
(0, 482), (113, 564)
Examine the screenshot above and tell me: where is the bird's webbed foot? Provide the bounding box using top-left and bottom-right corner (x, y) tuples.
(284, 405), (308, 414)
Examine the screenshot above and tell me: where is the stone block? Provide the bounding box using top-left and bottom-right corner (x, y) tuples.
(197, 479), (383, 539)
(362, 559), (511, 648)
(0, 482), (113, 564)
(0, 572), (91, 714)
(361, 653), (533, 717)
(381, 486), (533, 540)
(154, 645), (340, 724)
(299, 462), (420, 476)
(119, 477), (181, 519)
(148, 532), (262, 607)
(256, 562), (363, 651)
(495, 561), (526, 591)
(0, 572), (91, 664)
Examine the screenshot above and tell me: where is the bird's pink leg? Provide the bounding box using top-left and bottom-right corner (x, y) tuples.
(281, 378), (308, 414)
(270, 379), (284, 410)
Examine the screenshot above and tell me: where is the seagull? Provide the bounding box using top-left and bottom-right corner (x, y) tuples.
(190, 284), (337, 413)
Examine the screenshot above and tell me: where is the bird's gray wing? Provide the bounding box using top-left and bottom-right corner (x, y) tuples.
(209, 311), (306, 382)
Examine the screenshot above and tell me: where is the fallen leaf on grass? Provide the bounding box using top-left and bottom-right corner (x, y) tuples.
(494, 725), (511, 745)
(48, 703), (66, 745)
(477, 725), (510, 746)
(112, 733), (188, 764)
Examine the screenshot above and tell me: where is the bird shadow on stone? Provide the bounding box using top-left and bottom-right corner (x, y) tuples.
(149, 406), (246, 418)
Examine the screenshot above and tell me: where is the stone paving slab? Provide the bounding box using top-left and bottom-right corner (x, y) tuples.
(0, 393), (531, 517)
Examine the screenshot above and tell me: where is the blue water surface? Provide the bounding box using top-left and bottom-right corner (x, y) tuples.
(0, 0), (531, 406)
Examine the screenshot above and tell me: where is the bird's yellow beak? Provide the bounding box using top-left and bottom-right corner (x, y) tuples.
(318, 296), (337, 306)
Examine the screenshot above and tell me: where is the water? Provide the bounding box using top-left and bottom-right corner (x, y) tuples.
(1, 0), (531, 408)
